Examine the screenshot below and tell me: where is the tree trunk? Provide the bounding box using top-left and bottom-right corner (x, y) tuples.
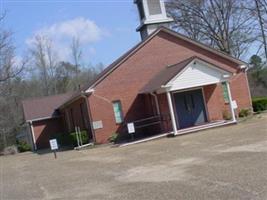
(255, 0), (267, 60)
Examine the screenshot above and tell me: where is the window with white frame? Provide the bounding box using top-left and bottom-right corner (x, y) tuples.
(222, 82), (230, 103)
(112, 101), (123, 124)
(147, 0), (162, 15)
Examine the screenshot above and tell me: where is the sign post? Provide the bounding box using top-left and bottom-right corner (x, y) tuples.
(49, 139), (58, 159)
(127, 123), (135, 140)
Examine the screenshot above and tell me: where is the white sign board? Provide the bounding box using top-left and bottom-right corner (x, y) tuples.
(49, 139), (58, 150)
(127, 123), (135, 134)
(232, 100), (238, 109)
(93, 121), (103, 130)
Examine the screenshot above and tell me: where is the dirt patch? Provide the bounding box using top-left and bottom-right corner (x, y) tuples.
(219, 140), (267, 153)
(116, 157), (205, 183)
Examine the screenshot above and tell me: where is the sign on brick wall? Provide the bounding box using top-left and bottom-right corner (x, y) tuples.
(93, 121), (103, 130)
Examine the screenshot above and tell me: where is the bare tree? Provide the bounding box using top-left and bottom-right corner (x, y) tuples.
(0, 14), (26, 83)
(30, 35), (58, 96)
(166, 0), (256, 58)
(0, 13), (28, 150)
(254, 0), (267, 60)
(46, 38), (58, 94)
(70, 37), (82, 90)
(71, 37), (82, 74)
(55, 61), (76, 93)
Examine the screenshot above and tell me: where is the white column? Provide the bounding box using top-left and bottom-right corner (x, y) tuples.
(29, 121), (37, 150)
(166, 91), (178, 135)
(226, 82), (236, 122)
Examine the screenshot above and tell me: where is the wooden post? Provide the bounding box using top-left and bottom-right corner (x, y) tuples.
(53, 150), (57, 159)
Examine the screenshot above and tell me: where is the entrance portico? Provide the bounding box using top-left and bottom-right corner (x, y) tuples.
(140, 56), (237, 135)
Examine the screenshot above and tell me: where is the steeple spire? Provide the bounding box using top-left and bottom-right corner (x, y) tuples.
(135, 0), (173, 40)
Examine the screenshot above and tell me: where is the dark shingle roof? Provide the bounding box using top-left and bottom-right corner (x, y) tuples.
(22, 93), (73, 121)
(140, 57), (195, 94)
(139, 55), (233, 94)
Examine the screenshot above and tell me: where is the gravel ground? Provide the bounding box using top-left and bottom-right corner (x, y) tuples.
(1, 113), (267, 200)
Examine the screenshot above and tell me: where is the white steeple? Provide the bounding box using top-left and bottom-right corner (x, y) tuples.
(135, 0), (173, 40)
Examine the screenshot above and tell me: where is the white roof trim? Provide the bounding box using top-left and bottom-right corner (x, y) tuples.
(26, 116), (61, 123)
(84, 88), (95, 94)
(164, 58), (232, 91)
(166, 58), (232, 87)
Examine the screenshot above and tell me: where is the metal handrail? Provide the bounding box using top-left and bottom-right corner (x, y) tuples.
(135, 121), (161, 129)
(130, 115), (161, 124)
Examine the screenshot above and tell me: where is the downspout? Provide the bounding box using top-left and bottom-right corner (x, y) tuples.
(226, 82), (237, 123)
(81, 92), (96, 144)
(150, 92), (160, 116)
(150, 92), (163, 133)
(244, 66), (253, 109)
(29, 121), (37, 151)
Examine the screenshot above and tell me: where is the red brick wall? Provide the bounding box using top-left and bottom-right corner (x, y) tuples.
(230, 71), (252, 112)
(86, 31), (251, 143)
(33, 118), (64, 149)
(62, 98), (89, 132)
(203, 84), (225, 121)
(157, 93), (172, 132)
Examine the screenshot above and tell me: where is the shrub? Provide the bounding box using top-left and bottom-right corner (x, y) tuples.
(69, 130), (89, 147)
(252, 97), (267, 112)
(50, 133), (72, 147)
(108, 133), (119, 143)
(238, 109), (251, 118)
(17, 141), (31, 152)
(50, 131), (89, 147)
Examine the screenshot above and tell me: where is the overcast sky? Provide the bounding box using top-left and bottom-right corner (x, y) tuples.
(1, 0), (141, 66)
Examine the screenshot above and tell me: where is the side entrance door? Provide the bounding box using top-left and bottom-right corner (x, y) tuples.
(173, 89), (207, 129)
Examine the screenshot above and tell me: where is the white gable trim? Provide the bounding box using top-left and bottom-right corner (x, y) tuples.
(164, 58), (232, 92)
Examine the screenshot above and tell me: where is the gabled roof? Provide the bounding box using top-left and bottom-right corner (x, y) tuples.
(140, 57), (195, 93)
(61, 27), (247, 107)
(140, 56), (232, 94)
(22, 92), (73, 122)
(83, 27), (246, 92)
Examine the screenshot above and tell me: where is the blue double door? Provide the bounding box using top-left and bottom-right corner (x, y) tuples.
(173, 89), (207, 129)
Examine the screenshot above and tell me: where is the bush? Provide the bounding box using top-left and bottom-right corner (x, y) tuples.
(69, 130), (89, 147)
(239, 109), (251, 118)
(17, 141), (31, 152)
(50, 133), (72, 147)
(108, 133), (118, 143)
(50, 131), (89, 147)
(252, 97), (267, 112)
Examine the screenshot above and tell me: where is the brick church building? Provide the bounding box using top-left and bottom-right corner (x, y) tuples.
(22, 0), (252, 150)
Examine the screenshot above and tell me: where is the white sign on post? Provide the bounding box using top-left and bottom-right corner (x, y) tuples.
(49, 139), (58, 150)
(127, 123), (135, 134)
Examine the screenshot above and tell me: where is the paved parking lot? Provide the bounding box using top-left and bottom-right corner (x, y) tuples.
(1, 114), (267, 200)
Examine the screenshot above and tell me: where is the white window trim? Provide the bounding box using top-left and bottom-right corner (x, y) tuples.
(113, 101), (124, 124)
